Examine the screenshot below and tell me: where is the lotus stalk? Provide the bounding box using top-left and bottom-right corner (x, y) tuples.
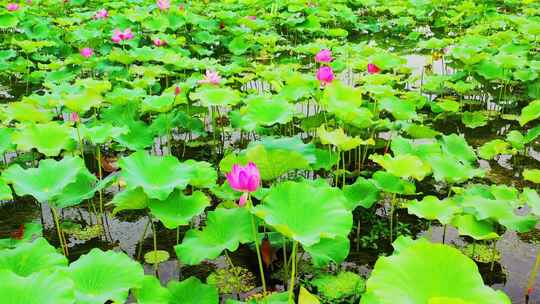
(288, 240), (298, 303)
(525, 249), (540, 303)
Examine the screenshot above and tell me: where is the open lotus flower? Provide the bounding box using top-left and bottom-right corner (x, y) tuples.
(6, 3), (19, 11)
(93, 8), (108, 19)
(315, 49), (332, 63)
(226, 162), (260, 206)
(153, 38), (166, 47)
(111, 28), (134, 43)
(156, 0), (170, 10)
(69, 112), (80, 123)
(198, 70), (221, 85)
(316, 66), (334, 86)
(367, 63), (381, 74)
(80, 48), (93, 58)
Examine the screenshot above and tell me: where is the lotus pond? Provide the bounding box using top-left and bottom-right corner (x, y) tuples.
(1, 0), (540, 303)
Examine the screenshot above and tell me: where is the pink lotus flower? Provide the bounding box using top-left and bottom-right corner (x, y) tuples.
(174, 86), (181, 95)
(6, 3), (19, 11)
(80, 48), (93, 58)
(153, 38), (166, 47)
(198, 70), (221, 85)
(367, 63), (381, 74)
(315, 49), (332, 63)
(93, 9), (108, 19)
(111, 28), (134, 44)
(156, 0), (170, 10)
(70, 112), (80, 123)
(226, 162), (261, 207)
(247, 16), (256, 20)
(316, 66), (334, 86)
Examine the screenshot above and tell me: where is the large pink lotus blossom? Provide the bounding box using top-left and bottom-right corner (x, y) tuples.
(93, 9), (108, 20)
(6, 3), (19, 11)
(156, 0), (170, 10)
(198, 70), (221, 85)
(315, 49), (332, 63)
(80, 48), (93, 58)
(226, 162), (260, 207)
(367, 63), (381, 74)
(111, 28), (134, 44)
(316, 66), (334, 86)
(153, 38), (166, 47)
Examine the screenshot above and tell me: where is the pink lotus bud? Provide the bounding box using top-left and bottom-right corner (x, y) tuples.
(198, 70), (221, 85)
(367, 63), (381, 74)
(80, 48), (93, 58)
(93, 8), (108, 20)
(315, 49), (332, 63)
(174, 86), (181, 95)
(247, 16), (256, 20)
(316, 66), (334, 86)
(70, 112), (80, 123)
(156, 0), (170, 11)
(153, 38), (166, 47)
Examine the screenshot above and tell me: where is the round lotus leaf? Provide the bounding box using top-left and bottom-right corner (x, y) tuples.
(0, 269), (74, 304)
(299, 286), (321, 304)
(523, 169), (540, 184)
(144, 250), (170, 264)
(317, 126), (364, 151)
(2, 156), (88, 203)
(12, 122), (75, 157)
(519, 100), (540, 126)
(379, 96), (418, 121)
(175, 208), (253, 265)
(3, 102), (53, 123)
(407, 196), (460, 225)
(118, 151), (190, 200)
(190, 86), (240, 107)
(451, 214), (499, 240)
(68, 248), (144, 304)
(149, 190), (210, 229)
(0, 127), (16, 154)
(304, 236), (350, 267)
(0, 238), (67, 277)
(255, 181), (352, 246)
(361, 240), (511, 304)
(371, 171), (416, 195)
(370, 154), (431, 181)
(440, 134), (477, 164)
(239, 95), (295, 131)
(343, 176), (380, 210)
(427, 156), (484, 184)
(522, 188), (540, 217)
(168, 276), (218, 304)
(80, 123), (128, 144)
(110, 187), (149, 215)
(478, 140), (510, 160)
(462, 111), (488, 128)
(182, 160), (217, 188)
(134, 275), (171, 304)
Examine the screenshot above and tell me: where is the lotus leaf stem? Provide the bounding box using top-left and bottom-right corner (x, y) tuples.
(288, 240), (298, 304)
(247, 194), (267, 295)
(51, 207), (67, 256)
(525, 249), (540, 302)
(137, 218), (151, 261)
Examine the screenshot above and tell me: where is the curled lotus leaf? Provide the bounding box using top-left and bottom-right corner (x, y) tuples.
(317, 125), (364, 151)
(370, 154), (431, 181)
(12, 122), (75, 157)
(407, 196), (460, 225)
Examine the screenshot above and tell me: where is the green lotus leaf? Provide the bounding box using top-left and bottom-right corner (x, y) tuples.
(2, 156), (87, 203)
(370, 154), (431, 181)
(312, 271), (365, 300)
(279, 74), (317, 102)
(441, 134), (477, 164)
(0, 128), (15, 154)
(522, 188), (540, 216)
(228, 36), (252, 55)
(428, 156), (484, 184)
(520, 174), (538, 193)
(141, 94), (176, 113)
(239, 95), (295, 130)
(0, 13), (18, 29)
(514, 69), (538, 82)
(519, 99), (540, 126)
(118, 151), (189, 200)
(317, 126), (364, 151)
(478, 139), (511, 160)
(0, 178), (12, 200)
(255, 181), (352, 246)
(299, 286), (321, 304)
(191, 86), (241, 107)
(168, 276), (219, 304)
(54, 172), (116, 209)
(371, 171), (416, 195)
(404, 123), (440, 139)
(3, 102), (53, 123)
(109, 187), (149, 215)
(114, 120), (155, 151)
(304, 236), (350, 267)
(371, 52), (405, 70)
(380, 96), (418, 121)
(80, 123), (128, 144)
(525, 124), (540, 143)
(175, 208), (253, 265)
(320, 82), (372, 128)
(451, 214), (499, 240)
(361, 240), (511, 304)
(0, 269), (74, 304)
(506, 130), (525, 150)
(343, 176), (380, 210)
(134, 275), (171, 304)
(105, 87), (146, 105)
(68, 248), (144, 304)
(63, 92), (105, 114)
(0, 222), (42, 250)
(407, 196), (460, 224)
(182, 160), (217, 188)
(149, 190), (210, 229)
(0, 238), (67, 277)
(13, 122), (75, 156)
(144, 250), (170, 264)
(462, 111), (488, 128)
